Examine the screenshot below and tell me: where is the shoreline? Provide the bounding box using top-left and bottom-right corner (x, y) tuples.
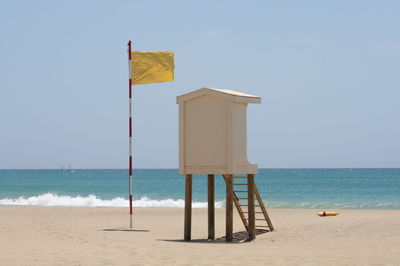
(2, 205), (400, 210)
(1, 206), (399, 265)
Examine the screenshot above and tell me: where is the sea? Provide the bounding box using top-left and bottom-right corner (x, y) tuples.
(0, 169), (399, 209)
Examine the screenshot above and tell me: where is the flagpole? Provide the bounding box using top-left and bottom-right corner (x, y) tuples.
(128, 40), (133, 228)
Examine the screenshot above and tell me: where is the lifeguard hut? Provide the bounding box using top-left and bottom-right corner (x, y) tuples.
(177, 87), (274, 242)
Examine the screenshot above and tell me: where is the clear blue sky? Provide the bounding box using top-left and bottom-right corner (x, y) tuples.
(1, 1), (399, 169)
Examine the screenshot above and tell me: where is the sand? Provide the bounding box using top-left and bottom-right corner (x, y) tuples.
(1, 207), (399, 265)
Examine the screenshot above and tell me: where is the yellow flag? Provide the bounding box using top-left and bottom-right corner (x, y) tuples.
(131, 51), (174, 85)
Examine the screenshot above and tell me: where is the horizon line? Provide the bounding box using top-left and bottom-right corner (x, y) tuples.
(1, 167), (400, 170)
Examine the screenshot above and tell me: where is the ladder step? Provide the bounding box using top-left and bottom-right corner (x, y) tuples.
(233, 176), (247, 178)
(234, 190), (248, 193)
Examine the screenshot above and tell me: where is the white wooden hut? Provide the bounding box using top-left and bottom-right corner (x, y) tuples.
(177, 87), (260, 175)
(177, 87), (273, 242)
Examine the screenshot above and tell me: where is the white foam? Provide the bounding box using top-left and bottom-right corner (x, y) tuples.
(0, 193), (224, 208)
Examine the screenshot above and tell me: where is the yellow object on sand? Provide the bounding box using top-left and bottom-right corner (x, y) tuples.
(317, 211), (339, 217)
(131, 51), (174, 85)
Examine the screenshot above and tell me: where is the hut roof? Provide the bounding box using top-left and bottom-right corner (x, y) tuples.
(176, 87), (261, 104)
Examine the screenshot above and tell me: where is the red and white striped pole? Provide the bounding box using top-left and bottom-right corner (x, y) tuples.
(128, 40), (133, 228)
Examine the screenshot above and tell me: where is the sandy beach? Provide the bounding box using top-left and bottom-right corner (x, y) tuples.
(0, 207), (399, 265)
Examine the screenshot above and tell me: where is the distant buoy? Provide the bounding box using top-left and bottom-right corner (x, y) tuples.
(317, 211), (339, 217)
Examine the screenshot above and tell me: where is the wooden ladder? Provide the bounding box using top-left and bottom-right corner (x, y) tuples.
(223, 175), (274, 232)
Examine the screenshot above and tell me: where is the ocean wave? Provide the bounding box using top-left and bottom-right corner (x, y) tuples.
(0, 193), (225, 208)
(1, 193), (398, 209)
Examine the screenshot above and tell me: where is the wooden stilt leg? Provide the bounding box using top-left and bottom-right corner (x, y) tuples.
(184, 174), (192, 241)
(248, 174), (255, 240)
(208, 174), (215, 240)
(225, 174), (233, 242)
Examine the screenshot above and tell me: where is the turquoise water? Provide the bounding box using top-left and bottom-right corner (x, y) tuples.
(0, 169), (399, 209)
